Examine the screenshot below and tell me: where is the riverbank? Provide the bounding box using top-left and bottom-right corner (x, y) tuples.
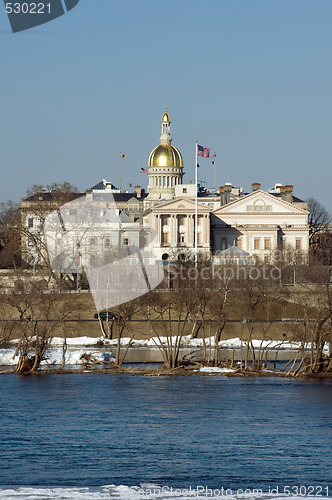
(0, 364), (310, 377)
(0, 287), (316, 342)
(0, 334), (330, 376)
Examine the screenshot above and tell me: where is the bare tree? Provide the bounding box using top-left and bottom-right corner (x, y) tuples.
(144, 269), (199, 370)
(210, 275), (231, 366)
(5, 282), (56, 373)
(111, 297), (145, 366)
(287, 284), (332, 375)
(20, 182), (80, 285)
(0, 201), (21, 268)
(307, 197), (331, 248)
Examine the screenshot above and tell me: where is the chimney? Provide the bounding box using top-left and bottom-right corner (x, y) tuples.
(223, 183), (232, 205)
(284, 185), (293, 204)
(252, 182), (261, 192)
(85, 189), (93, 201)
(219, 186), (224, 206)
(134, 185), (142, 198)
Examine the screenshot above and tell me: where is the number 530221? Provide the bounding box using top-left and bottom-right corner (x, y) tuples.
(6, 3), (51, 14)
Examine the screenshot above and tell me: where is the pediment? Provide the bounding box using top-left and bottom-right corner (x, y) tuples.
(152, 197), (211, 213)
(127, 197), (139, 204)
(213, 190), (308, 215)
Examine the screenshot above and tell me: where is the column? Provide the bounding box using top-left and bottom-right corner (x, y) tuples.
(172, 215), (177, 246)
(156, 215), (161, 242)
(185, 215), (189, 246)
(205, 215), (209, 245)
(188, 215), (194, 245)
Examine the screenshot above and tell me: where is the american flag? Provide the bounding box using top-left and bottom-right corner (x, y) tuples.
(141, 167), (148, 173)
(197, 145), (210, 158)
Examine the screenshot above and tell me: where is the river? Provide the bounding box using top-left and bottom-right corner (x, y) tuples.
(0, 375), (331, 499)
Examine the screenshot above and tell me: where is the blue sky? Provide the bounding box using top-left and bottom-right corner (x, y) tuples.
(0, 0), (331, 211)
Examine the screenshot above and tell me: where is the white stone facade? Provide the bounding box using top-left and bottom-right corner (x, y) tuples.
(144, 198), (211, 261)
(212, 190), (309, 260)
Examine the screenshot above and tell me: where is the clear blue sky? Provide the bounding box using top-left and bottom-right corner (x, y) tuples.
(0, 0), (331, 211)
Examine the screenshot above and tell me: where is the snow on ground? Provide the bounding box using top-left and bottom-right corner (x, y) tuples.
(9, 334), (325, 356)
(1, 335), (329, 367)
(48, 334), (325, 354)
(0, 348), (113, 367)
(0, 349), (19, 366)
(199, 366), (236, 374)
(50, 336), (104, 346)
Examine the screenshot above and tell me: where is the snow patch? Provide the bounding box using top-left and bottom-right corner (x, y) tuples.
(199, 366), (236, 374)
(0, 348), (114, 367)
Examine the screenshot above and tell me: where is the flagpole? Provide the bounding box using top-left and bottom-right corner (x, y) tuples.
(195, 140), (198, 264)
(119, 153), (122, 192)
(214, 155), (216, 192)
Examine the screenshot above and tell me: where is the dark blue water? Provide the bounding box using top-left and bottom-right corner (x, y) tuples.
(0, 375), (331, 491)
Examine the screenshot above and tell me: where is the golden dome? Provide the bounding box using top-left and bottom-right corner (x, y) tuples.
(161, 106), (170, 123)
(148, 144), (183, 168)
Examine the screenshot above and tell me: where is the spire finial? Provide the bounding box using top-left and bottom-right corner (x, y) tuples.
(160, 106), (172, 143)
(161, 106), (170, 123)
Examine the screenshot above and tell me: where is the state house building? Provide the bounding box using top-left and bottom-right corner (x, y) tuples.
(21, 108), (309, 266)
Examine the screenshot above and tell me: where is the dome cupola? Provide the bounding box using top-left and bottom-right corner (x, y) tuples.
(147, 107), (184, 200)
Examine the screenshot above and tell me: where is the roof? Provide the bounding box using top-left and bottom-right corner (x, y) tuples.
(214, 189), (309, 214)
(218, 245), (250, 257)
(119, 211), (134, 223)
(90, 180), (118, 190)
(22, 192), (82, 203)
(270, 192), (305, 203)
(113, 192), (147, 202)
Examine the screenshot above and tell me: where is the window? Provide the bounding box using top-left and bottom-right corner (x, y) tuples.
(183, 188), (187, 194)
(295, 239), (301, 251)
(220, 238), (228, 251)
(247, 204), (272, 212)
(264, 238), (271, 250)
(254, 238), (260, 250)
(237, 238), (242, 249)
(123, 238), (129, 246)
(178, 234), (185, 244)
(28, 218), (34, 228)
(105, 238), (110, 247)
